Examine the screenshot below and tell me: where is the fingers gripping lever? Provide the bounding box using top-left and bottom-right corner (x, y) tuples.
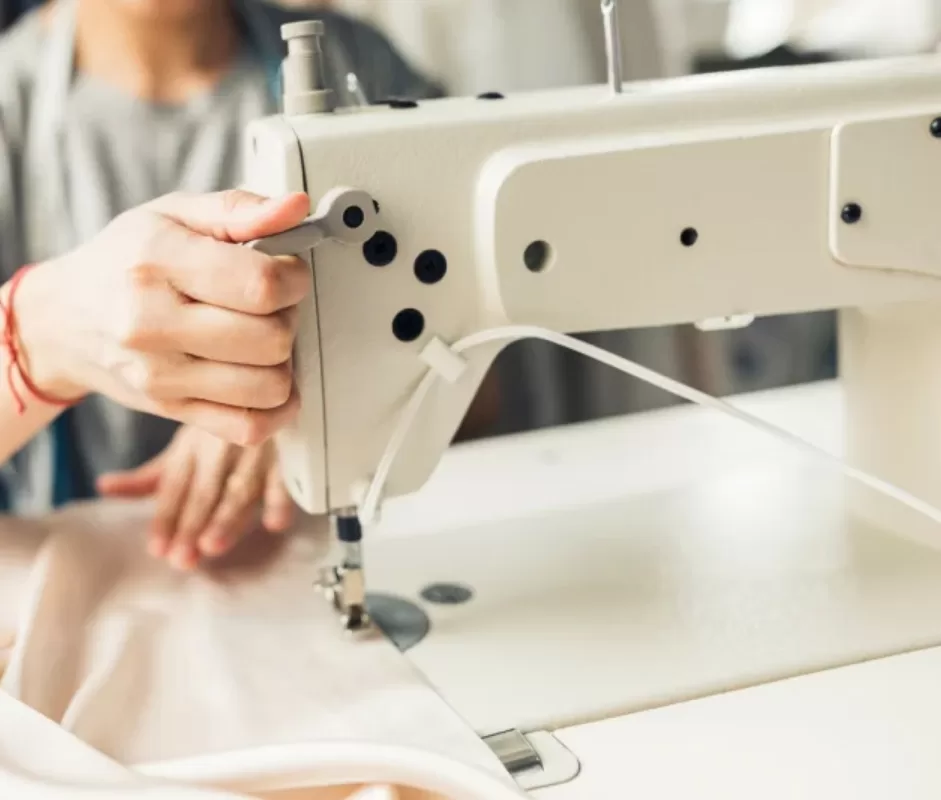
(248, 186), (379, 634)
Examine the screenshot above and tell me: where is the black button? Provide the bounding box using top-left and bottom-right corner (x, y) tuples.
(414, 250), (447, 284)
(343, 205), (364, 229)
(392, 309), (425, 342)
(363, 231), (398, 267)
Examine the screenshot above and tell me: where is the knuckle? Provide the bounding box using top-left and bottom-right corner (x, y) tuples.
(263, 316), (295, 364)
(264, 365), (293, 407)
(127, 259), (159, 290)
(288, 256), (313, 291)
(225, 476), (253, 508)
(238, 412), (271, 447)
(245, 260), (282, 313)
(130, 359), (166, 398)
(220, 188), (251, 215)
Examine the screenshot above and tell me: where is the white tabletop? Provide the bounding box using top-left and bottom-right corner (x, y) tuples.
(366, 381), (941, 762)
(540, 644), (941, 799)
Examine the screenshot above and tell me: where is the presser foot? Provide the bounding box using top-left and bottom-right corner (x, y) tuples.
(315, 563), (372, 633)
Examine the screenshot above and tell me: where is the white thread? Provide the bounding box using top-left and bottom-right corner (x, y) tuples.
(357, 325), (941, 531)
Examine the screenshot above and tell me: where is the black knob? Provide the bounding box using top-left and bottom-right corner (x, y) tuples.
(841, 203), (862, 224)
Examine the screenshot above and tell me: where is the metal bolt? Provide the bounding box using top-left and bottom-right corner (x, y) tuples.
(280, 20), (332, 115)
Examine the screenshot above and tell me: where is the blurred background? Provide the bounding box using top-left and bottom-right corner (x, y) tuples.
(4, 0), (940, 439)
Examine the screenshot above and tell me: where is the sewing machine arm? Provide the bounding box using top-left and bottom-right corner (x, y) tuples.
(245, 50), (941, 518)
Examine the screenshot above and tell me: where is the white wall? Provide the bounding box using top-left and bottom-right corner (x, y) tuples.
(726, 0), (941, 58)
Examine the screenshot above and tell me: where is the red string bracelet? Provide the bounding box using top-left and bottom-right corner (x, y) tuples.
(0, 266), (75, 415)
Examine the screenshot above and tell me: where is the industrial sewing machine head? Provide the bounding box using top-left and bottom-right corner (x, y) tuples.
(245, 4), (941, 633)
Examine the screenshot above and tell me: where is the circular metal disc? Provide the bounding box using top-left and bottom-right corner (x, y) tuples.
(365, 593), (431, 652)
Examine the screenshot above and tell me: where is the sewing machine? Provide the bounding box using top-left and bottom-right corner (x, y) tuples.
(241, 3), (941, 796)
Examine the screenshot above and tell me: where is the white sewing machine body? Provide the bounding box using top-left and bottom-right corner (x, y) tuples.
(240, 20), (941, 796)
(248, 46), (941, 524)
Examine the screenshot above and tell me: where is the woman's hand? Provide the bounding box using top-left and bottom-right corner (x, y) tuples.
(97, 425), (295, 570)
(14, 189), (312, 446)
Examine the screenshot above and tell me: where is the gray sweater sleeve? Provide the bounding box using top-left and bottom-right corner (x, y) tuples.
(0, 11), (39, 282)
(0, 111), (20, 282)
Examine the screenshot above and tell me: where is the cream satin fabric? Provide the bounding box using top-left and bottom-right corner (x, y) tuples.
(0, 501), (513, 799)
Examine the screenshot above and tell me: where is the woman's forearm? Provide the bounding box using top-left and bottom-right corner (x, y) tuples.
(0, 269), (80, 467)
(0, 370), (65, 466)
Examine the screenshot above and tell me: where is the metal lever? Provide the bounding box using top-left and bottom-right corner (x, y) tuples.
(601, 0), (624, 95)
(246, 187), (379, 255)
(248, 217), (327, 256)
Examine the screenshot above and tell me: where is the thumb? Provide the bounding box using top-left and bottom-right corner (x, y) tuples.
(97, 454), (165, 498)
(148, 190), (310, 244)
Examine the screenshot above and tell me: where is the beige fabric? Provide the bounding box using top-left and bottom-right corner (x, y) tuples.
(0, 500), (509, 798)
(0, 690), (249, 798)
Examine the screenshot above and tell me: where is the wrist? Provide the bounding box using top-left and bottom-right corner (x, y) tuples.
(4, 263), (86, 403)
